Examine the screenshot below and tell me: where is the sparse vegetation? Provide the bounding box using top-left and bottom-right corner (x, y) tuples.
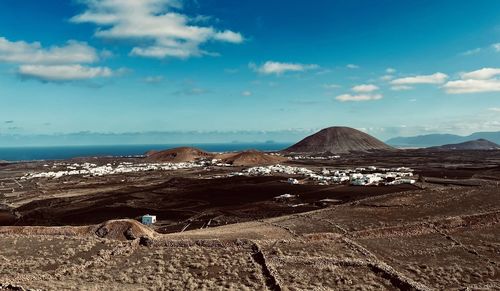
(0, 150), (499, 289)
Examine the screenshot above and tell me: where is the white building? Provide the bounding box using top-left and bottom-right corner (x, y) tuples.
(274, 193), (296, 201)
(141, 214), (157, 225)
(349, 173), (383, 186)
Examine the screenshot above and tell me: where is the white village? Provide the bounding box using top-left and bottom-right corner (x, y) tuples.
(22, 157), (416, 187)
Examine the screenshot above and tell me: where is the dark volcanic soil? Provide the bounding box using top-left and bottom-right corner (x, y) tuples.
(0, 211), (16, 225)
(11, 175), (416, 232)
(2, 149), (499, 235)
(0, 149), (499, 290)
(284, 126), (393, 153)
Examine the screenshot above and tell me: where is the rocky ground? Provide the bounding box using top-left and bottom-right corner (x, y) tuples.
(0, 149), (499, 290)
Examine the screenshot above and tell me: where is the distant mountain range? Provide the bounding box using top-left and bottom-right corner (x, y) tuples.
(0, 130), (309, 147)
(429, 139), (500, 150)
(386, 131), (500, 147)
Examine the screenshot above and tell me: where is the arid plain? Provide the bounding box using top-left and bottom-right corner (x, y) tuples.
(0, 147), (499, 290)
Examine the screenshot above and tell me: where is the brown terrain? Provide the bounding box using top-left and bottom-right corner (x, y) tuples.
(0, 148), (499, 290)
(284, 126), (394, 153)
(0, 127), (499, 290)
(145, 147), (214, 162)
(146, 146), (285, 167)
(216, 150), (287, 166)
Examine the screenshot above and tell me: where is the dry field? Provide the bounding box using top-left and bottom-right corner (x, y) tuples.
(0, 150), (499, 290)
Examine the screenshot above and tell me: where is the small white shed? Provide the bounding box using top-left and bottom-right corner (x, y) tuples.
(141, 214), (157, 225)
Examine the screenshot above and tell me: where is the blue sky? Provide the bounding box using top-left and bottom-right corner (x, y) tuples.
(0, 0), (499, 144)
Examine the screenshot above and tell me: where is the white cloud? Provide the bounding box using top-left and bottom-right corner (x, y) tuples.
(460, 48), (481, 56)
(214, 30), (244, 43)
(71, 0), (243, 59)
(391, 72), (448, 85)
(335, 93), (382, 102)
(352, 84), (379, 93)
(444, 67), (500, 94)
(346, 64), (359, 69)
(386, 68), (396, 74)
(460, 68), (500, 80)
(130, 43), (198, 59)
(250, 61), (319, 75)
(488, 107), (500, 112)
(143, 75), (164, 83)
(444, 79), (500, 94)
(492, 43), (500, 52)
(0, 37), (98, 64)
(335, 83), (380, 102)
(0, 36), (115, 82)
(391, 85), (413, 91)
(380, 75), (393, 81)
(241, 90), (252, 96)
(18, 65), (113, 82)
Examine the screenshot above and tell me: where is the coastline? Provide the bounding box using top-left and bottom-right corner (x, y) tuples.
(0, 143), (292, 162)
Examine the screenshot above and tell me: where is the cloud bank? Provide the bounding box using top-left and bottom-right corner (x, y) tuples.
(0, 38), (98, 64)
(336, 83), (381, 102)
(352, 84), (379, 93)
(444, 67), (500, 94)
(0, 36), (113, 82)
(18, 65), (113, 82)
(71, 0), (244, 59)
(250, 61), (319, 75)
(336, 94), (382, 102)
(391, 72), (448, 85)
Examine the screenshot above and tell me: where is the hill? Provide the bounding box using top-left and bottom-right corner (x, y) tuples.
(217, 150), (287, 166)
(145, 147), (214, 162)
(387, 131), (500, 147)
(429, 139), (500, 150)
(145, 147), (286, 166)
(284, 126), (393, 154)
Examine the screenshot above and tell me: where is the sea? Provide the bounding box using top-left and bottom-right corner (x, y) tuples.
(0, 143), (292, 162)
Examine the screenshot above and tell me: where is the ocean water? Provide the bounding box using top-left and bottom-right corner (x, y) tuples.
(0, 143), (292, 162)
